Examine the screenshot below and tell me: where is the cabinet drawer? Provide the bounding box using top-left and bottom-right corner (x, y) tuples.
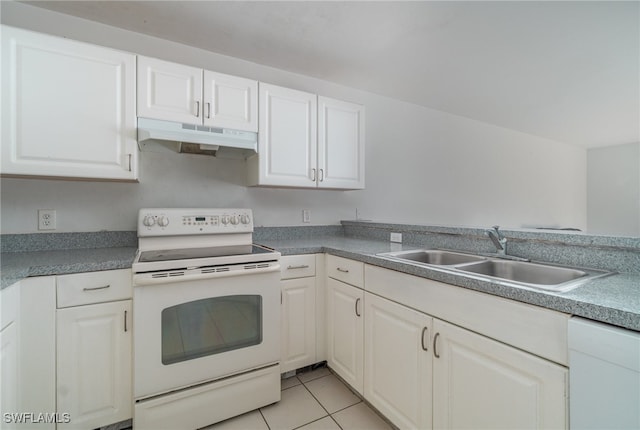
(281, 255), (316, 279)
(57, 269), (132, 308)
(327, 255), (364, 288)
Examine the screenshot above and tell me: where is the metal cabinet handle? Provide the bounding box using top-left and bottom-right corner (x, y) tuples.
(311, 168), (316, 182)
(287, 264), (310, 270)
(433, 332), (441, 358)
(336, 267), (349, 273)
(128, 154), (132, 172)
(207, 102), (211, 118)
(355, 297), (361, 317)
(83, 285), (110, 291)
(124, 310), (128, 332)
(421, 327), (429, 351)
(195, 101), (200, 117)
(319, 168), (324, 182)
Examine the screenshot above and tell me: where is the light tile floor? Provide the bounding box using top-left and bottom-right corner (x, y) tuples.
(207, 367), (393, 430)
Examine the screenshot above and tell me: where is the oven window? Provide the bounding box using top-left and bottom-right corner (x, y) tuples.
(161, 295), (262, 365)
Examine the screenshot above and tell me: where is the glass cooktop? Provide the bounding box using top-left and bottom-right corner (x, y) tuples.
(138, 244), (274, 263)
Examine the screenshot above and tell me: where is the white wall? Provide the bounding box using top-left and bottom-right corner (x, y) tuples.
(587, 142), (640, 236)
(0, 1), (587, 233)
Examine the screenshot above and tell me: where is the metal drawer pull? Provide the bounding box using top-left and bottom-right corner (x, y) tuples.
(433, 332), (441, 358)
(421, 327), (429, 351)
(195, 101), (200, 117)
(355, 298), (361, 317)
(287, 264), (310, 270)
(83, 285), (110, 291)
(336, 267), (349, 273)
(124, 310), (128, 332)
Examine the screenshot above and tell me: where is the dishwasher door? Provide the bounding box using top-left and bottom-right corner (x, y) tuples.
(568, 317), (640, 430)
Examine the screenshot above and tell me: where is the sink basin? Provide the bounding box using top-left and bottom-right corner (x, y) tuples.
(457, 259), (609, 291)
(377, 249), (613, 292)
(378, 249), (486, 266)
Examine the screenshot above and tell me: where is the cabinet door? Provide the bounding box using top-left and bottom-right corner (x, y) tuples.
(281, 277), (316, 373)
(433, 319), (567, 430)
(1, 26), (137, 181)
(0, 322), (19, 430)
(57, 300), (132, 430)
(326, 278), (363, 394)
(203, 71), (258, 132)
(1, 283), (19, 430)
(364, 292), (432, 430)
(137, 55), (203, 125)
(318, 97), (365, 189)
(256, 83), (317, 187)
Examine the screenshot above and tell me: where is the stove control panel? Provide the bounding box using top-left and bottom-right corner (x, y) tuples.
(138, 208), (253, 236)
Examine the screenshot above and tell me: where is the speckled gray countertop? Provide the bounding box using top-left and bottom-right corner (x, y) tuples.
(256, 236), (640, 332)
(1, 247), (137, 289)
(2, 228), (638, 332)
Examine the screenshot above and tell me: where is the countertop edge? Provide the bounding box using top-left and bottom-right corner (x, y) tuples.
(272, 242), (639, 332)
(2, 240), (637, 332)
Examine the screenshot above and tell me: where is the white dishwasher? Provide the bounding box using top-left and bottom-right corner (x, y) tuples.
(568, 317), (640, 430)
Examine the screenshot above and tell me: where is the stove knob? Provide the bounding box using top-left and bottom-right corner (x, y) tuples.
(157, 216), (170, 227)
(143, 215), (156, 227)
(221, 215), (230, 225)
(240, 214), (251, 224)
(230, 215), (239, 225)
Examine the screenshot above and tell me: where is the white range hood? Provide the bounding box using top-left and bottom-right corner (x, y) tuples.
(137, 118), (257, 159)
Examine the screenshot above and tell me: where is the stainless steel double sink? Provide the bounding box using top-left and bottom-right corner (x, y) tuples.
(376, 249), (613, 292)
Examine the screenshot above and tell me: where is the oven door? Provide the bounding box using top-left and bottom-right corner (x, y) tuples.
(133, 267), (281, 400)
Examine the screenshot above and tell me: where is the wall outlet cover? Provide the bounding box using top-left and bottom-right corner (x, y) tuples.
(390, 232), (402, 243)
(38, 209), (56, 230)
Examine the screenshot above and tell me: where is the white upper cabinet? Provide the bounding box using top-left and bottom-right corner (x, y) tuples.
(249, 83), (365, 190)
(203, 70), (258, 131)
(252, 83), (318, 187)
(137, 56), (258, 132)
(318, 97), (365, 189)
(1, 26), (138, 181)
(137, 56), (202, 125)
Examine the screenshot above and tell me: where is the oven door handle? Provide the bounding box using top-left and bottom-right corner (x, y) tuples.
(133, 262), (281, 286)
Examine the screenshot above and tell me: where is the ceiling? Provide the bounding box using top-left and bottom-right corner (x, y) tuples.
(22, 1), (640, 148)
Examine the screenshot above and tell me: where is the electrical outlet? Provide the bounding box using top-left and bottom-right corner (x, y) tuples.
(390, 232), (402, 243)
(302, 209), (311, 223)
(38, 209), (56, 230)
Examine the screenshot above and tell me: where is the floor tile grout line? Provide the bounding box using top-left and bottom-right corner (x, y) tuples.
(329, 414), (345, 430)
(300, 377), (332, 416)
(299, 373), (366, 430)
(258, 408), (272, 430)
(327, 399), (364, 416)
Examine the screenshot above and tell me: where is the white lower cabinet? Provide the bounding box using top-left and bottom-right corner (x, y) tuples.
(1, 283), (20, 430)
(0, 277), (56, 430)
(281, 255), (318, 373)
(326, 277), (364, 394)
(364, 292), (433, 430)
(432, 319), (568, 429)
(325, 261), (569, 430)
(56, 269), (133, 429)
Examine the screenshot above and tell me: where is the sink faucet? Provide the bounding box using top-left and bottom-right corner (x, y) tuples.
(485, 225), (507, 256)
